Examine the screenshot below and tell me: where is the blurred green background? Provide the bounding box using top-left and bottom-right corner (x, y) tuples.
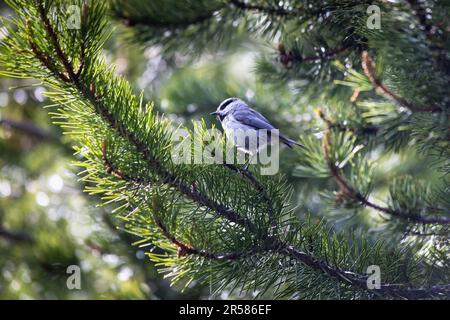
(0, 0), (446, 299)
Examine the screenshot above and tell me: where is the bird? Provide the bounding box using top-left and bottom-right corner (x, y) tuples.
(211, 97), (304, 160)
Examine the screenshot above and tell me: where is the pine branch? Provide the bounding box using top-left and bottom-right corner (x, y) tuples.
(32, 1), (256, 233)
(224, 163), (278, 232)
(278, 43), (350, 68)
(100, 139), (395, 296)
(102, 141), (361, 275)
(361, 51), (442, 113)
(152, 202), (248, 261)
(102, 140), (139, 181)
(100, 109), (448, 298)
(27, 23), (70, 82)
(157, 187), (296, 265)
(3, 0), (450, 299)
(319, 110), (450, 226)
(37, 3), (79, 83)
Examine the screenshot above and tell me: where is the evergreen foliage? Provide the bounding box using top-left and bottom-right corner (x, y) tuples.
(0, 0), (449, 299)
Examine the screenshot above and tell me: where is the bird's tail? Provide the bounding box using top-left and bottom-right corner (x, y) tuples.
(280, 135), (305, 149)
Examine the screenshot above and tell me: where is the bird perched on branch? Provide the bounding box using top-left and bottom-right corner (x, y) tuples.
(211, 97), (304, 158)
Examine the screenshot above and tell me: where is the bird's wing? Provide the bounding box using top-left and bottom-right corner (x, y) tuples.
(232, 107), (275, 130)
(232, 107), (304, 148)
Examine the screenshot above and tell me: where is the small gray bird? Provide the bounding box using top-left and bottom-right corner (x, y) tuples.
(211, 97), (304, 157)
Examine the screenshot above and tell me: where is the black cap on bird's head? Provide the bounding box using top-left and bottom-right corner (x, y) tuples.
(211, 97), (240, 121)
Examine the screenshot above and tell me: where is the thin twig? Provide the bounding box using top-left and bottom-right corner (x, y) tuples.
(27, 20), (70, 82)
(224, 163), (278, 234)
(35, 1), (255, 234)
(361, 51), (442, 113)
(152, 195), (254, 260)
(103, 143), (260, 261)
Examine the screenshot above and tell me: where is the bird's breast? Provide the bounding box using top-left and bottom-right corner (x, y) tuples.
(221, 116), (265, 153)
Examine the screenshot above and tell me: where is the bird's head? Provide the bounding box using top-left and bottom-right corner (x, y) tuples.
(211, 97), (243, 121)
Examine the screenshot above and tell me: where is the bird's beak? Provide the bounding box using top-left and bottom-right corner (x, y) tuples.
(210, 111), (218, 116)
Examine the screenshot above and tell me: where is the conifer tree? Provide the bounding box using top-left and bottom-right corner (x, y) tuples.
(0, 0), (449, 299)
